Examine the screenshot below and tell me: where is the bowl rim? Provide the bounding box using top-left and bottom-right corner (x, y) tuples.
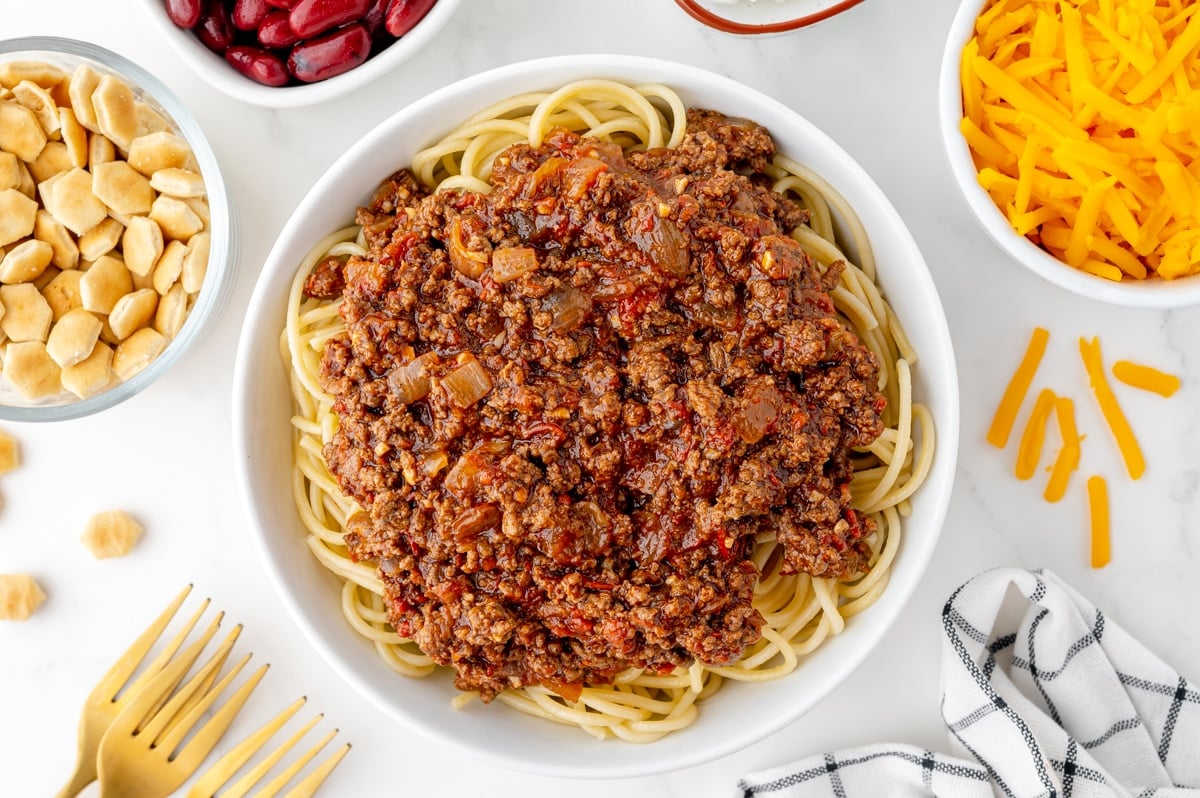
(233, 52), (960, 777)
(937, 0), (1200, 309)
(673, 0), (868, 34)
(132, 0), (463, 109)
(0, 35), (236, 422)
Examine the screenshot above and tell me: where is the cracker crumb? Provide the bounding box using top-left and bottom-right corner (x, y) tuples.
(0, 574), (46, 621)
(82, 509), (143, 559)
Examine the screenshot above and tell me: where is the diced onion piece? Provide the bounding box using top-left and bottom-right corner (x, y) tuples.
(491, 246), (539, 282)
(1111, 360), (1181, 398)
(735, 382), (783, 444)
(388, 352), (437, 404)
(420, 450), (448, 477)
(545, 287), (592, 334)
(562, 157), (608, 200)
(1087, 475), (1110, 569)
(443, 354), (492, 408)
(452, 504), (500, 540)
(448, 217), (489, 279)
(1015, 388), (1056, 481)
(1079, 337), (1144, 480)
(444, 455), (479, 497)
(987, 327), (1050, 449)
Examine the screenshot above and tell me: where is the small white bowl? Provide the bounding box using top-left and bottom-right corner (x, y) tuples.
(233, 54), (959, 777)
(133, 0), (462, 108)
(939, 0), (1200, 308)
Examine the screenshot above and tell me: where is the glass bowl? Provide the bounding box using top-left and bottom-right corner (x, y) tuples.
(0, 36), (236, 421)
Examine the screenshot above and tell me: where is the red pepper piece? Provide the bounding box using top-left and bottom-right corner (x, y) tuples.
(287, 22), (370, 83)
(165, 0), (203, 27)
(384, 0), (435, 37)
(231, 0), (271, 29)
(257, 9), (301, 47)
(225, 45), (290, 86)
(264, 0), (296, 8)
(196, 0), (235, 53)
(289, 0), (370, 39)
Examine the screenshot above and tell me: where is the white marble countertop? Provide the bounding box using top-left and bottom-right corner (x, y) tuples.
(3, 1), (1199, 795)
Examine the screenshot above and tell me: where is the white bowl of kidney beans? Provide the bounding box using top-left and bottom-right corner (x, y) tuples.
(137, 0), (461, 106)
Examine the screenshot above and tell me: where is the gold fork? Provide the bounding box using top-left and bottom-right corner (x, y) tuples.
(56, 585), (222, 798)
(188, 697), (350, 798)
(95, 619), (266, 798)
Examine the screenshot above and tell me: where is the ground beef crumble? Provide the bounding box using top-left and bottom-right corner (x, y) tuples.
(313, 109), (884, 701)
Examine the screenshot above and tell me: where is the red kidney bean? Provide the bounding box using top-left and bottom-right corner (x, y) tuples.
(258, 10), (302, 47)
(362, 0), (387, 40)
(165, 0), (203, 27)
(384, 0), (435, 37)
(264, 0), (296, 8)
(225, 46), (291, 86)
(196, 0), (235, 54)
(231, 0), (271, 30)
(287, 22), (370, 83)
(289, 0), (370, 40)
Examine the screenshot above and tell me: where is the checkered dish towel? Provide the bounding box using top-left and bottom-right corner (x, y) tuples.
(738, 568), (1200, 798)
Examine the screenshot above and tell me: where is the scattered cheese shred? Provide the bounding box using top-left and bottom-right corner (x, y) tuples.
(1079, 337), (1145, 480)
(987, 326), (1050, 448)
(1016, 388), (1057, 480)
(961, 0), (1200, 280)
(1087, 475), (1111, 568)
(1111, 359), (1182, 396)
(1044, 397), (1081, 502)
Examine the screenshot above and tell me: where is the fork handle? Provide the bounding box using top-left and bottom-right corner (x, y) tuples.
(53, 746), (97, 798)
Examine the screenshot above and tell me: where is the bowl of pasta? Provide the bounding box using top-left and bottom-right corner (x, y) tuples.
(233, 54), (958, 777)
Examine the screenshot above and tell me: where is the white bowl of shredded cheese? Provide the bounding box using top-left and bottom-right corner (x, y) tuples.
(940, 0), (1200, 307)
(234, 54), (958, 777)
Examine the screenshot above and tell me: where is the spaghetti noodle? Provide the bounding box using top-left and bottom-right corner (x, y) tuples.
(282, 80), (933, 741)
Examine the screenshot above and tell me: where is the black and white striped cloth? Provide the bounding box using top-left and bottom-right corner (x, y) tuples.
(738, 568), (1200, 797)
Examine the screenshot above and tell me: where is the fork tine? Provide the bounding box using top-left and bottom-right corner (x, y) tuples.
(151, 641), (247, 753)
(94, 585), (193, 702)
(226, 716), (323, 798)
(185, 698), (309, 798)
(54, 586), (196, 798)
(106, 626), (223, 739)
(251, 728), (338, 798)
(277, 743), (350, 798)
(153, 617), (238, 741)
(133, 608), (222, 733)
(171, 662), (270, 773)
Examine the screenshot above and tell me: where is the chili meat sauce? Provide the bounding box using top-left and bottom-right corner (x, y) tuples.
(309, 110), (884, 700)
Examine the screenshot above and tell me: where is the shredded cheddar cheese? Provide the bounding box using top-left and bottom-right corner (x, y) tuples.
(1111, 359), (1182, 396)
(988, 329), (1183, 566)
(962, 0), (1200, 280)
(1043, 396), (1080, 502)
(1080, 337), (1145, 480)
(1087, 475), (1111, 568)
(1016, 388), (1057, 480)
(987, 326), (1050, 448)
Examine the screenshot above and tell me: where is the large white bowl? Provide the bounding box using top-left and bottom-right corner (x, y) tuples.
(134, 0), (462, 108)
(939, 0), (1200, 308)
(233, 54), (959, 778)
